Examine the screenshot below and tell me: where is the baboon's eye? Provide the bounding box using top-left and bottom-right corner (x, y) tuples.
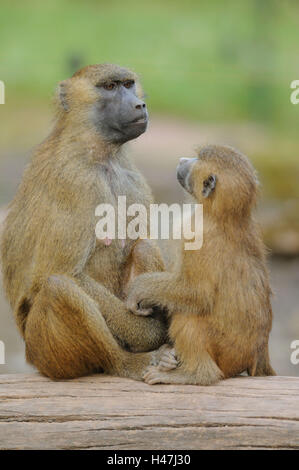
(103, 82), (116, 91)
(123, 80), (134, 89)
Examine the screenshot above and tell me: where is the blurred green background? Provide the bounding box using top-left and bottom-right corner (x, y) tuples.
(0, 0), (298, 127)
(0, 0), (298, 376)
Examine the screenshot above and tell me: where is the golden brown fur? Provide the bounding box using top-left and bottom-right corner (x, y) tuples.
(127, 144), (276, 385)
(0, 64), (167, 380)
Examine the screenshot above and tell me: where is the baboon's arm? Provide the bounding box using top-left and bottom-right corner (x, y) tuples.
(130, 239), (165, 275)
(32, 203), (97, 279)
(75, 272), (167, 352)
(127, 271), (212, 316)
(121, 239), (165, 300)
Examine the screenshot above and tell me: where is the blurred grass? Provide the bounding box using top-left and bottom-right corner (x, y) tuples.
(0, 0), (299, 134)
(0, 0), (298, 208)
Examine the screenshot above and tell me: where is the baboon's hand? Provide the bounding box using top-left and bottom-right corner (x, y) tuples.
(130, 305), (153, 316)
(126, 287), (155, 316)
(158, 347), (178, 371)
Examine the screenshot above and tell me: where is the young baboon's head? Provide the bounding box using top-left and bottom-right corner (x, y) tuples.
(177, 144), (259, 218)
(55, 63), (148, 144)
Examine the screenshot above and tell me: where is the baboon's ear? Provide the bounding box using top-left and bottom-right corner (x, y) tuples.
(57, 80), (70, 112)
(202, 174), (217, 198)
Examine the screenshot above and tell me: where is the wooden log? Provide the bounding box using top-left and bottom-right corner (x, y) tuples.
(0, 374), (298, 450)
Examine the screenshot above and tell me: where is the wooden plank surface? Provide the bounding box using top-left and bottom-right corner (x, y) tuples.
(0, 374), (298, 450)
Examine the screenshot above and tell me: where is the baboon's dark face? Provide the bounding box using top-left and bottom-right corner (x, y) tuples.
(58, 64), (148, 144)
(93, 77), (148, 144)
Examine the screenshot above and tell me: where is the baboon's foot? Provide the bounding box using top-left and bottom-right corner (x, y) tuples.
(150, 344), (173, 366)
(158, 347), (178, 371)
(143, 366), (171, 385)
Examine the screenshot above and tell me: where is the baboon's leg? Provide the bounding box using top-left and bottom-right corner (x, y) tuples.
(76, 273), (167, 352)
(249, 346), (276, 377)
(144, 353), (224, 386)
(25, 275), (156, 380)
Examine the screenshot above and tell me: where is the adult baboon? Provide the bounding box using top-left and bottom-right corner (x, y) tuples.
(1, 64), (167, 380)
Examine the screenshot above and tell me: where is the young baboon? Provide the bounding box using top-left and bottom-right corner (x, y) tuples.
(127, 144), (276, 385)
(0, 64), (168, 380)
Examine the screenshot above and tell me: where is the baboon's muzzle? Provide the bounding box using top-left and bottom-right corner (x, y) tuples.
(176, 157), (197, 193)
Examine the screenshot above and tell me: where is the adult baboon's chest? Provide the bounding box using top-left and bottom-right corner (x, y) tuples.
(91, 160), (151, 289)
(98, 160), (149, 207)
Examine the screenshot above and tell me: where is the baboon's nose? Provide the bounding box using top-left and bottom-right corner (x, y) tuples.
(135, 102), (146, 110)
